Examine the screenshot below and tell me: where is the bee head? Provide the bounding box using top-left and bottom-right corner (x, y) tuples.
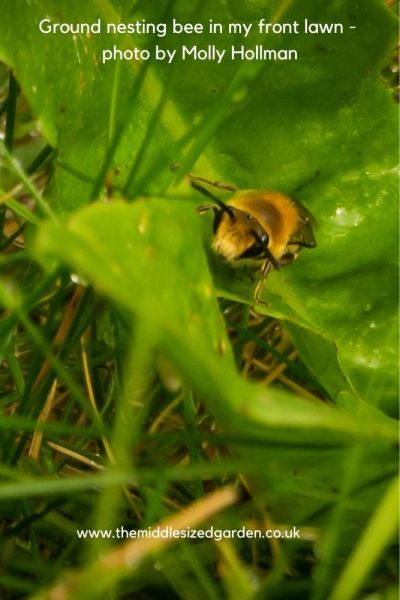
(205, 205), (280, 270)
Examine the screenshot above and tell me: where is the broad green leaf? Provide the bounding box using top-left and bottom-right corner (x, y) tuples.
(34, 199), (397, 443)
(0, 0), (396, 419)
(170, 0), (399, 416)
(202, 2), (399, 417)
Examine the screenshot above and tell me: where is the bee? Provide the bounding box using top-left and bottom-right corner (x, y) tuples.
(190, 175), (317, 304)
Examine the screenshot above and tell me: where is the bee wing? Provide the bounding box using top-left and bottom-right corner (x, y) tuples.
(291, 197), (317, 248)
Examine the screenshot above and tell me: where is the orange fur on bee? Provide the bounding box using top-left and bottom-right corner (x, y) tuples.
(213, 191), (303, 262)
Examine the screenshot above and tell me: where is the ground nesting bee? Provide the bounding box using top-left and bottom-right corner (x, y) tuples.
(190, 175), (317, 304)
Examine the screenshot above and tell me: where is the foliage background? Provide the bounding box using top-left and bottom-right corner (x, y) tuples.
(0, 0), (398, 599)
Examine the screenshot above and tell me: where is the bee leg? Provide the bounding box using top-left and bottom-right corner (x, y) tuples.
(255, 260), (272, 306)
(247, 261), (264, 284)
(197, 204), (215, 215)
(190, 178), (236, 221)
(188, 174), (238, 192)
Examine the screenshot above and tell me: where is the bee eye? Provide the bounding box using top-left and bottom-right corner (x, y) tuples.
(238, 243), (265, 259)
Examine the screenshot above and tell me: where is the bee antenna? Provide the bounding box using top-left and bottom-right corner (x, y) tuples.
(265, 248), (281, 271)
(189, 177), (235, 222)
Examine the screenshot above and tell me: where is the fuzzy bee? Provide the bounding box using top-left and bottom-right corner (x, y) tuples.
(191, 175), (316, 304)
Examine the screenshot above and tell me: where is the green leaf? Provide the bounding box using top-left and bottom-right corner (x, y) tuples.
(0, 0), (397, 417)
(182, 1), (399, 417)
(33, 200), (396, 440)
